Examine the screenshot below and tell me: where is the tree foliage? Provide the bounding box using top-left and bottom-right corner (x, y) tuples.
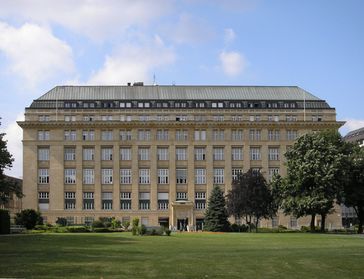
(204, 185), (229, 232)
(275, 130), (347, 232)
(15, 209), (43, 230)
(226, 169), (276, 232)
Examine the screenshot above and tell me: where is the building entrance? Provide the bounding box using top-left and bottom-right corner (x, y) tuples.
(177, 218), (188, 231)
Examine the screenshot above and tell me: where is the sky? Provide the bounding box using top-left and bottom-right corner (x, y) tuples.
(0, 0), (363, 178)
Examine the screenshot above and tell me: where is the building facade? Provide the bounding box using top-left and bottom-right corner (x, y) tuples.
(18, 85), (344, 229)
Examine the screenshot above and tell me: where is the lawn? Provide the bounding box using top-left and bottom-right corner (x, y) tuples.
(0, 232), (363, 279)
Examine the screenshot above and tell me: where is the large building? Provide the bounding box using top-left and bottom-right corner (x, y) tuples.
(18, 84), (344, 229)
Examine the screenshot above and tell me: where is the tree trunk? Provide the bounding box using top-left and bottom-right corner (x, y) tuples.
(255, 219), (259, 233)
(357, 206), (364, 234)
(320, 214), (326, 232)
(310, 214), (316, 232)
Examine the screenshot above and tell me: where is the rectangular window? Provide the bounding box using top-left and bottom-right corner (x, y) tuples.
(268, 147), (280, 161)
(268, 168), (280, 181)
(120, 169), (132, 184)
(195, 169), (206, 184)
(290, 216), (298, 228)
(232, 168), (243, 181)
(212, 129), (224, 141)
(64, 130), (77, 141)
(194, 115), (206, 122)
(157, 147), (169, 160)
(83, 115), (94, 122)
(213, 147), (224, 161)
(194, 130), (206, 141)
(158, 192), (169, 210)
(83, 148), (95, 161)
(139, 115), (150, 121)
(64, 115), (76, 122)
(38, 130), (50, 140)
(213, 115), (224, 121)
(101, 169), (113, 184)
(101, 147), (113, 160)
(120, 129), (132, 141)
(176, 192), (187, 200)
(249, 129), (261, 141)
(38, 148), (49, 161)
(268, 130), (280, 141)
(83, 192), (94, 210)
(39, 115), (50, 122)
(194, 147), (206, 161)
(213, 168), (224, 184)
(138, 129), (151, 141)
(138, 147), (150, 160)
(120, 147), (131, 160)
(195, 192), (206, 210)
(101, 130), (113, 141)
(231, 129), (243, 141)
(64, 147), (76, 161)
(83, 169), (94, 184)
(139, 192), (150, 210)
(64, 192), (76, 210)
(38, 169), (49, 184)
(158, 169), (169, 184)
(250, 147), (261, 160)
(139, 169), (150, 184)
(156, 129), (169, 140)
(82, 130), (95, 141)
(101, 115), (113, 121)
(176, 169), (187, 184)
(64, 169), (76, 184)
(120, 192), (131, 210)
(287, 130), (298, 140)
(176, 115), (187, 121)
(176, 147), (187, 160)
(38, 192), (49, 199)
(231, 115), (243, 121)
(286, 115), (297, 122)
(232, 147), (243, 160)
(102, 192), (113, 210)
(176, 129), (188, 141)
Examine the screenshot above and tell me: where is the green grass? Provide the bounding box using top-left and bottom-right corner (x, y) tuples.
(0, 232), (364, 279)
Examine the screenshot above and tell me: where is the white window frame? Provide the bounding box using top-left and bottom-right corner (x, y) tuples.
(213, 168), (224, 184)
(83, 169), (94, 184)
(139, 169), (150, 184)
(101, 169), (113, 184)
(120, 169), (132, 184)
(195, 169), (206, 184)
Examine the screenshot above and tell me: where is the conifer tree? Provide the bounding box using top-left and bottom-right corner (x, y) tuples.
(204, 185), (229, 232)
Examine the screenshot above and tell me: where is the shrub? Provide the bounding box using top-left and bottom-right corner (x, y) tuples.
(99, 217), (112, 228)
(34, 224), (49, 231)
(66, 226), (89, 233)
(15, 209), (43, 230)
(278, 225), (287, 230)
(300, 226), (310, 232)
(93, 227), (113, 233)
(230, 223), (249, 232)
(111, 218), (121, 229)
(122, 220), (130, 231)
(132, 218), (139, 235)
(139, 224), (147, 235)
(0, 209), (10, 234)
(56, 217), (67, 226)
(165, 229), (171, 236)
(92, 220), (104, 228)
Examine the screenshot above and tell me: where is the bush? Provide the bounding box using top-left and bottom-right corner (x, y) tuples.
(278, 225), (287, 230)
(93, 227), (113, 233)
(50, 226), (68, 233)
(132, 218), (139, 235)
(111, 218), (121, 229)
(300, 226), (310, 232)
(165, 229), (171, 236)
(122, 220), (130, 231)
(66, 226), (89, 233)
(34, 224), (49, 231)
(56, 217), (67, 226)
(139, 224), (147, 235)
(15, 209), (43, 230)
(0, 209), (10, 234)
(92, 220), (104, 228)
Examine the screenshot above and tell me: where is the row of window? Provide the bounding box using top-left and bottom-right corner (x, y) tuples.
(37, 167), (280, 185)
(38, 191), (207, 211)
(37, 129), (299, 141)
(39, 146), (282, 162)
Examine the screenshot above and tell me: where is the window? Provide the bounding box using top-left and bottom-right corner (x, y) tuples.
(83, 192), (94, 210)
(120, 129), (132, 140)
(158, 193), (169, 210)
(139, 169), (150, 184)
(232, 168), (243, 181)
(139, 192), (150, 210)
(231, 129), (243, 141)
(158, 169), (169, 184)
(176, 115), (187, 121)
(176, 169), (187, 184)
(38, 130), (50, 140)
(83, 169), (94, 184)
(120, 102), (131, 108)
(139, 115), (150, 121)
(268, 147), (280, 161)
(138, 147), (150, 160)
(268, 130), (280, 141)
(212, 129), (224, 141)
(287, 130), (298, 140)
(195, 192), (206, 210)
(138, 102), (150, 108)
(272, 216), (279, 228)
(38, 148), (49, 161)
(213, 168), (224, 184)
(120, 115), (132, 122)
(64, 147), (76, 161)
(156, 129), (169, 140)
(249, 129), (261, 141)
(232, 147), (243, 160)
(157, 147), (169, 160)
(65, 169), (76, 184)
(120, 147), (131, 160)
(64, 115), (76, 122)
(39, 115), (50, 122)
(65, 192), (76, 210)
(250, 147), (261, 160)
(195, 192), (206, 199)
(176, 147), (187, 160)
(156, 115), (169, 121)
(286, 115), (297, 122)
(194, 115), (206, 122)
(101, 130), (113, 141)
(290, 216), (298, 228)
(194, 130), (206, 141)
(194, 147), (206, 161)
(64, 130), (77, 141)
(213, 115), (224, 121)
(38, 192), (49, 210)
(195, 169), (206, 184)
(120, 192), (131, 210)
(83, 148), (95, 161)
(176, 129), (188, 141)
(38, 169), (49, 184)
(268, 168), (280, 181)
(312, 115), (323, 122)
(101, 169), (113, 184)
(38, 192), (49, 199)
(120, 169), (132, 184)
(252, 168), (261, 176)
(231, 115), (243, 121)
(138, 129), (151, 141)
(212, 102), (224, 108)
(213, 147), (224, 160)
(176, 192), (187, 200)
(101, 147), (113, 160)
(102, 192), (113, 210)
(83, 115), (94, 122)
(268, 115), (279, 122)
(101, 115), (113, 121)
(82, 130), (95, 141)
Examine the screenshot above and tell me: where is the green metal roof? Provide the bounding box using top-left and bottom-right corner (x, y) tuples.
(36, 85), (322, 101)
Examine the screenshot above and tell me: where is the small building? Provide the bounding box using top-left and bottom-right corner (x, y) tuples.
(0, 175), (23, 218)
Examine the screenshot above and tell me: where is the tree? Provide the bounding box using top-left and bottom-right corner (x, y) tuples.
(204, 185), (229, 232)
(278, 130), (346, 232)
(339, 145), (364, 233)
(0, 118), (22, 205)
(15, 209), (43, 230)
(0, 209), (10, 234)
(227, 169), (276, 232)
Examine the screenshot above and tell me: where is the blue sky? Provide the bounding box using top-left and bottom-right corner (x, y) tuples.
(0, 0), (363, 178)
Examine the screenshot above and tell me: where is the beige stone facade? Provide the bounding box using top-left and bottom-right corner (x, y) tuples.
(18, 85), (344, 229)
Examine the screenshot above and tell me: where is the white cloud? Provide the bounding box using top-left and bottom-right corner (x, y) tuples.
(0, 22), (75, 86)
(340, 119), (364, 136)
(219, 50), (247, 77)
(88, 35), (175, 84)
(224, 28), (236, 45)
(3, 113), (24, 179)
(0, 0), (173, 41)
